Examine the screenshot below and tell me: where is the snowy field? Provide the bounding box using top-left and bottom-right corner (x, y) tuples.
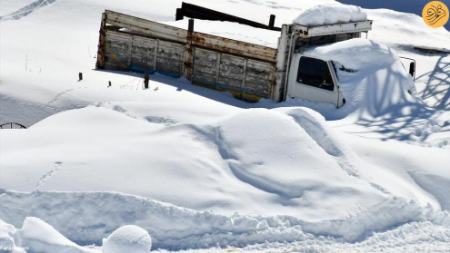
(0, 0), (450, 252)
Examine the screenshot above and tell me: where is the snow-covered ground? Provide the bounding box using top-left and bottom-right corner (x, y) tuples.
(1, 0), (450, 252)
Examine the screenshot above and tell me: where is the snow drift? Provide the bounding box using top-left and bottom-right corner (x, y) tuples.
(1, 105), (449, 250)
(2, 191), (450, 251)
(0, 106), (388, 220)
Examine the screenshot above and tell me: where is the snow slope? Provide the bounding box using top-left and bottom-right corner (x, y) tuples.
(1, 0), (450, 252)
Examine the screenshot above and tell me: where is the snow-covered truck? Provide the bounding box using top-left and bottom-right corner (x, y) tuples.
(95, 5), (377, 107)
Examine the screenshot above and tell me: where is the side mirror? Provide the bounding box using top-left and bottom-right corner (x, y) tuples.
(409, 61), (416, 79)
(400, 56), (416, 80)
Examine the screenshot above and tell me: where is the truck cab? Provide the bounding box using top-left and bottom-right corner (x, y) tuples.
(275, 20), (373, 108)
(287, 55), (343, 107)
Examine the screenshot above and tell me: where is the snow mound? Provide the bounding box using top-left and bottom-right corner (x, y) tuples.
(1, 106), (391, 221)
(218, 108), (381, 201)
(19, 217), (92, 253)
(103, 225), (151, 253)
(293, 4), (367, 26)
(0, 219), (17, 253)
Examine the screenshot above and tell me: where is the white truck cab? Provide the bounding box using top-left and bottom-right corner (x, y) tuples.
(287, 55), (343, 107)
(274, 20), (373, 107)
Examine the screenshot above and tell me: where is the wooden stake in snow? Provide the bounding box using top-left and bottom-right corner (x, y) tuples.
(78, 72), (83, 81)
(108, 81), (112, 87)
(144, 74), (149, 89)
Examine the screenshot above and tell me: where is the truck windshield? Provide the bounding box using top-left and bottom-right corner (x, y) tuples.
(297, 56), (334, 91)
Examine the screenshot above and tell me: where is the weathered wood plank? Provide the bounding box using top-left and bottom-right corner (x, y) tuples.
(105, 10), (187, 43)
(156, 41), (184, 76)
(130, 36), (157, 72)
(192, 32), (277, 63)
(219, 54), (245, 81)
(104, 30), (132, 70)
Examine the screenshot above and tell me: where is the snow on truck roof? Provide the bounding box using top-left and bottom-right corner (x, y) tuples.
(303, 38), (397, 70)
(293, 3), (367, 26)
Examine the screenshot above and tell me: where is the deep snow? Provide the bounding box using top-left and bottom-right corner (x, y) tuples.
(1, 0), (450, 252)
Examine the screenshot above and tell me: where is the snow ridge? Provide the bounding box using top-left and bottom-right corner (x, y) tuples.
(0, 0), (57, 21)
(2, 190), (450, 250)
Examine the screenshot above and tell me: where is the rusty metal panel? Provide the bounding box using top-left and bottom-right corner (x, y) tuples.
(130, 36), (157, 73)
(104, 30), (132, 70)
(156, 41), (185, 76)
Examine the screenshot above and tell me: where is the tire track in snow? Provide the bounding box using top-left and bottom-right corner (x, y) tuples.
(0, 0), (57, 21)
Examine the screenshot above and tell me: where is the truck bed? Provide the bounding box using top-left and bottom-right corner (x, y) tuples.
(164, 19), (280, 49)
(96, 10), (278, 100)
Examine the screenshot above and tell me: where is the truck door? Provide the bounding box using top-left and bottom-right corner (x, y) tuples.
(287, 56), (344, 107)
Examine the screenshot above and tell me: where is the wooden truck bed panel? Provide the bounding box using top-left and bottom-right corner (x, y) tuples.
(97, 10), (277, 100)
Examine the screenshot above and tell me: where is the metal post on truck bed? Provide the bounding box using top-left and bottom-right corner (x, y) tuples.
(184, 19), (195, 81)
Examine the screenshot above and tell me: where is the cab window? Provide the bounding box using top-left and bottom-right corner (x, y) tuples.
(297, 56), (334, 91)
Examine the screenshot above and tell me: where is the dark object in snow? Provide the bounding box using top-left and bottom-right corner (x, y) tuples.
(409, 62), (416, 78)
(144, 74), (150, 89)
(78, 72), (83, 81)
(175, 2), (281, 31)
(188, 18), (194, 33)
(400, 56), (417, 80)
(0, 122), (27, 129)
(269, 14), (276, 29)
(108, 81), (112, 87)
